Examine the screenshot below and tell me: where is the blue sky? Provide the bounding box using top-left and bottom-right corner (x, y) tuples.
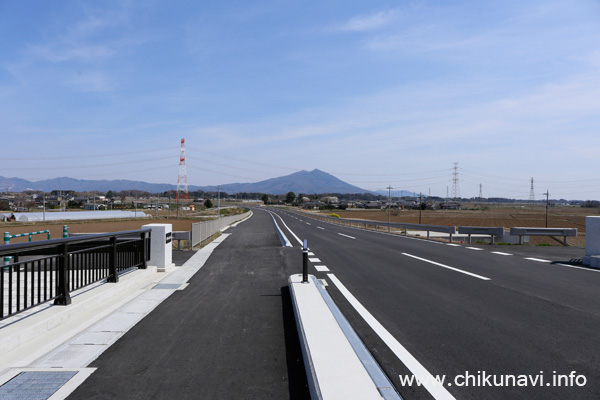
(1, 0), (600, 199)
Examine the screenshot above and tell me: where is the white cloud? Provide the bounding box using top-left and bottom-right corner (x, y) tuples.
(329, 9), (399, 33)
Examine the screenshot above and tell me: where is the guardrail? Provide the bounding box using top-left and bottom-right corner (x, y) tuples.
(190, 210), (251, 247)
(510, 227), (577, 246)
(458, 226), (505, 244)
(0, 229), (151, 320)
(172, 231), (191, 250)
(291, 209), (457, 242)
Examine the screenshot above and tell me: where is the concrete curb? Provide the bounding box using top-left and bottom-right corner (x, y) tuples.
(289, 274), (398, 400)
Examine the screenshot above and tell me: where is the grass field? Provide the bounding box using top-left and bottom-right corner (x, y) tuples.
(311, 205), (600, 247)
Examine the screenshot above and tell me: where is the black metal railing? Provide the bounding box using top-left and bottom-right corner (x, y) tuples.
(0, 229), (151, 320)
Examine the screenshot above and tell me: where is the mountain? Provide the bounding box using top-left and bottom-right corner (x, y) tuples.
(202, 169), (370, 195)
(0, 169), (371, 195)
(0, 176), (176, 193)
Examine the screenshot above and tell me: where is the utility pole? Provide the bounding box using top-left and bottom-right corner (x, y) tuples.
(543, 190), (549, 227)
(43, 193), (46, 222)
(387, 185), (393, 232)
(419, 192), (423, 224)
(218, 187), (221, 218)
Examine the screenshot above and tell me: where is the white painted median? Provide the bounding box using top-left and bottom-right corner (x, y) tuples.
(289, 274), (386, 400)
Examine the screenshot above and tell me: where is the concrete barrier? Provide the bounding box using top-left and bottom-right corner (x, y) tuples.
(289, 274), (400, 400)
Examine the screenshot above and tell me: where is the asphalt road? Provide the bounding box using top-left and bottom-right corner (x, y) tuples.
(267, 207), (600, 400)
(68, 210), (309, 400)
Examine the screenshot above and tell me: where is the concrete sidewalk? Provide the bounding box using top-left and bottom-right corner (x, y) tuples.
(0, 211), (309, 399)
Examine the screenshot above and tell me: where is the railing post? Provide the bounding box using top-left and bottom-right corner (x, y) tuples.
(4, 232), (9, 266)
(139, 231), (148, 269)
(107, 236), (119, 282)
(54, 243), (72, 305)
(302, 239), (308, 283)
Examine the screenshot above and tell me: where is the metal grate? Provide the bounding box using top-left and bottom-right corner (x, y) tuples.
(0, 371), (77, 400)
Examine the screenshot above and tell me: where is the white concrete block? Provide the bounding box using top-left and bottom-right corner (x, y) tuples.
(585, 216), (600, 257)
(143, 224), (173, 272)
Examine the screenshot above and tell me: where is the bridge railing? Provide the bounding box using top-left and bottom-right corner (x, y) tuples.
(190, 210), (251, 247)
(0, 229), (151, 320)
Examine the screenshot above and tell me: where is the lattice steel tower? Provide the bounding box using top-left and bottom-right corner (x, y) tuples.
(529, 177), (535, 202)
(176, 138), (189, 203)
(451, 162), (460, 199)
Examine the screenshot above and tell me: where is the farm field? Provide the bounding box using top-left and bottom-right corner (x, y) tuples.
(309, 205), (600, 247)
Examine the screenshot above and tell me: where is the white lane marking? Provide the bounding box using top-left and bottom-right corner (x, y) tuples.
(315, 265), (330, 272)
(309, 258), (321, 263)
(317, 226), (325, 230)
(446, 244), (461, 247)
(264, 210), (292, 247)
(338, 233), (356, 240)
(308, 252), (315, 256)
(271, 212), (303, 246)
(402, 253), (491, 281)
(306, 222), (311, 225)
(299, 219), (303, 222)
(491, 251), (512, 256)
(327, 274), (457, 400)
(555, 263), (600, 273)
(465, 247), (484, 251)
(525, 257), (551, 263)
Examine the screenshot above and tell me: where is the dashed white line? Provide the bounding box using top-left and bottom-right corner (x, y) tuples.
(524, 257), (551, 263)
(402, 253), (491, 281)
(314, 265), (330, 272)
(306, 222), (311, 225)
(446, 243), (461, 247)
(465, 247), (484, 251)
(308, 252), (315, 256)
(327, 273), (457, 400)
(491, 251), (512, 256)
(309, 258), (321, 263)
(338, 233), (356, 240)
(317, 227), (325, 230)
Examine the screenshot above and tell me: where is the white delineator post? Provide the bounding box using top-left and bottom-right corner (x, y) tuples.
(143, 223), (174, 272)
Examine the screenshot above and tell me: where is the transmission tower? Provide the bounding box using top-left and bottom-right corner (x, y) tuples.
(479, 183), (483, 199)
(176, 138), (189, 204)
(529, 177), (535, 202)
(451, 162), (460, 199)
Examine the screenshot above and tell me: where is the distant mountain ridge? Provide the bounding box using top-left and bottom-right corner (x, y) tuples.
(0, 169), (372, 195)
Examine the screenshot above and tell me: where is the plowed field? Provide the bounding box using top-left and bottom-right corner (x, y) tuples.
(311, 205), (600, 247)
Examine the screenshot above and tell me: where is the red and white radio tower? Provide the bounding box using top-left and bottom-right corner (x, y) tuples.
(176, 138), (189, 203)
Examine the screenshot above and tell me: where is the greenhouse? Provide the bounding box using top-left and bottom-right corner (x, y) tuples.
(3, 211), (148, 222)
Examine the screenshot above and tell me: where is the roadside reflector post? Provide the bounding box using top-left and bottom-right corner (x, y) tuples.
(302, 239), (308, 283)
(63, 225), (68, 239)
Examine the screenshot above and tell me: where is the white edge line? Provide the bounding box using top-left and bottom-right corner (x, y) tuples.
(265, 210), (292, 247)
(327, 273), (457, 400)
(272, 211), (303, 246)
(338, 233), (356, 240)
(555, 263), (600, 273)
(402, 253), (491, 281)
